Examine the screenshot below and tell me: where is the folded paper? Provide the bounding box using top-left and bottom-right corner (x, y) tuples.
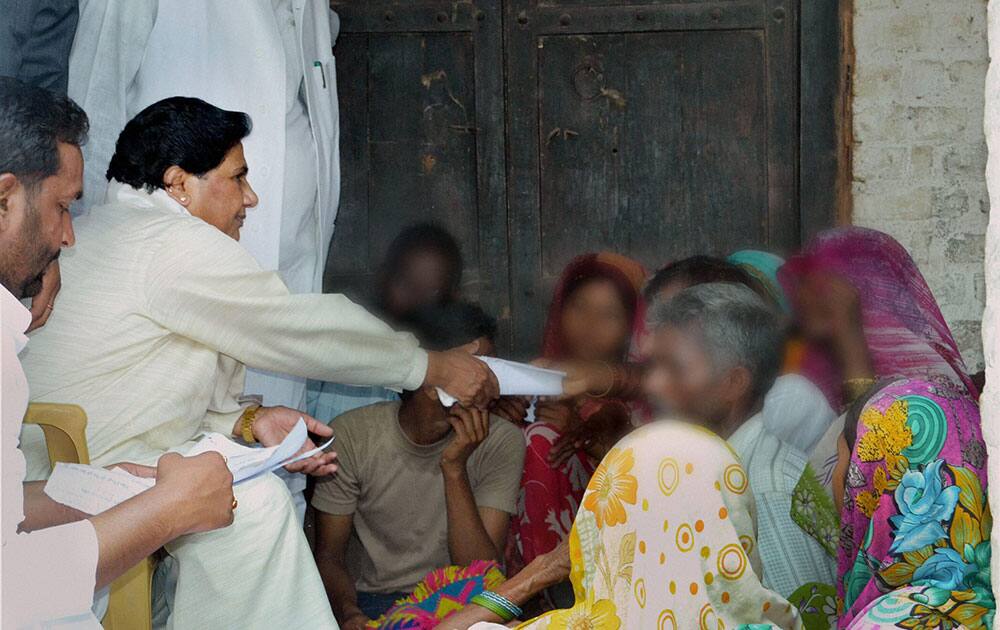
(436, 356), (565, 407)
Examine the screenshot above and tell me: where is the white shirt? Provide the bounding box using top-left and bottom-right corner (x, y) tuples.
(19, 183), (427, 473)
(728, 416), (835, 597)
(1, 285), (100, 629)
(272, 0), (319, 295)
(241, 0), (323, 417)
(761, 374), (836, 454)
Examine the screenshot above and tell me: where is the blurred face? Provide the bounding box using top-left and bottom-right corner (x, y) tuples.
(559, 278), (631, 361)
(0, 142), (80, 298)
(644, 324), (726, 423)
(643, 324), (750, 433)
(171, 143), (258, 240)
(383, 250), (454, 319)
(792, 271), (860, 344)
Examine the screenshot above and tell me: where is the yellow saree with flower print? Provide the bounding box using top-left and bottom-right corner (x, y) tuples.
(515, 421), (803, 629)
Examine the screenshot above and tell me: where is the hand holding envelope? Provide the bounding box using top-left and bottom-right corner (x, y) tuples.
(436, 356), (566, 409)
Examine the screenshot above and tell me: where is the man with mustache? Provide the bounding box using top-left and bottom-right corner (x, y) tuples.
(0, 77), (237, 628)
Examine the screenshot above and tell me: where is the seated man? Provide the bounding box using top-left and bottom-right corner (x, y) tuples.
(0, 78), (235, 627)
(19, 96), (496, 628)
(307, 222), (465, 422)
(644, 255), (836, 454)
(643, 282), (835, 598)
(312, 302), (525, 628)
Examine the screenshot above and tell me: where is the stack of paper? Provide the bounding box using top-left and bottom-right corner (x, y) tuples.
(44, 418), (334, 515)
(45, 464), (156, 516)
(436, 356), (565, 407)
(185, 418), (334, 483)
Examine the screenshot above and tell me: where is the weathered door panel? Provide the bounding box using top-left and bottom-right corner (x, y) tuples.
(325, 2), (511, 349)
(506, 0), (799, 355)
(326, 0), (838, 359)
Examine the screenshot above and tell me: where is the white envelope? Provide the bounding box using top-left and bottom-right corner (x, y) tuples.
(436, 356), (565, 407)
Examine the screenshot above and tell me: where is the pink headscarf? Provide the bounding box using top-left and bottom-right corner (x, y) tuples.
(779, 227), (977, 410)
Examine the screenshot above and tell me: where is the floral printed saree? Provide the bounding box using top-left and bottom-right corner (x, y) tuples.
(838, 379), (992, 629)
(514, 421), (802, 629)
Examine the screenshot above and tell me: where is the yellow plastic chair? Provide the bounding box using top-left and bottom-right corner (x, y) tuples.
(23, 403), (156, 630)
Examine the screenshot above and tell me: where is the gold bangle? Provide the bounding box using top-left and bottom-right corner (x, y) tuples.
(590, 361), (617, 398)
(240, 404), (261, 444)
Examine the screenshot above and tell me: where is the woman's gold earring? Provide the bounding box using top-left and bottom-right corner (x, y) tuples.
(179, 196), (189, 204)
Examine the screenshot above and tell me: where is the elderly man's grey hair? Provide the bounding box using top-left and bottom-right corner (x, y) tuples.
(647, 282), (783, 399)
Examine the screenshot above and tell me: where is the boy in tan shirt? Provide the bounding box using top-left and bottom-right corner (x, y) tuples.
(312, 302), (525, 628)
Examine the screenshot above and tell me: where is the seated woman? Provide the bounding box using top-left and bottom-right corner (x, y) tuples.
(780, 227), (979, 412)
(643, 282), (836, 598)
(780, 227), (980, 497)
(441, 422), (804, 629)
(18, 97), (496, 628)
(507, 252), (646, 581)
(828, 378), (992, 629)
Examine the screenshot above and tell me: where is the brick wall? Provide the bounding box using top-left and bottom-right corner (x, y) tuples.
(851, 0), (989, 369)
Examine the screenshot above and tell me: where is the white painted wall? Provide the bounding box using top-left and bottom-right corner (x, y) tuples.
(853, 0), (989, 370)
(981, 0), (999, 606)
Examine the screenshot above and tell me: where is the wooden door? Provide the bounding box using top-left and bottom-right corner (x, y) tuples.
(325, 0), (842, 358)
(324, 1), (512, 348)
(505, 0), (801, 355)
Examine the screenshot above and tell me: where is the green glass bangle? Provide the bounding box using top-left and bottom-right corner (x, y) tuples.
(470, 593), (515, 622)
(479, 590), (523, 618)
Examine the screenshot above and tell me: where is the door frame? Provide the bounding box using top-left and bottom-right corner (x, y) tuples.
(800, 0), (853, 233)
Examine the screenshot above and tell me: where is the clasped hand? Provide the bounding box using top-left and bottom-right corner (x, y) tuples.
(440, 405), (490, 472)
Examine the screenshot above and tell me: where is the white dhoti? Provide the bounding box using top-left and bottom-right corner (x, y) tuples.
(164, 473), (337, 629)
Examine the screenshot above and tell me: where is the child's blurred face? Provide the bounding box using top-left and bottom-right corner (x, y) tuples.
(383, 250), (453, 319)
(559, 278), (631, 362)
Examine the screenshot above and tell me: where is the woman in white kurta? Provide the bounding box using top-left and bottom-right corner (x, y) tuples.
(69, 0), (342, 423)
(20, 97), (494, 628)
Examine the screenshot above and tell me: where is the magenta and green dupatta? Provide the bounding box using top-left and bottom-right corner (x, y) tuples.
(838, 379), (992, 629)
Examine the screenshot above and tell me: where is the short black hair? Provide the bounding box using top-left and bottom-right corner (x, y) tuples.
(0, 77), (89, 188)
(400, 301), (497, 352)
(380, 222), (464, 294)
(106, 96), (251, 191)
(643, 255), (764, 303)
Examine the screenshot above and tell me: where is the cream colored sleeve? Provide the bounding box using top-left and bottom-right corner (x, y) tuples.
(143, 219), (427, 391)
